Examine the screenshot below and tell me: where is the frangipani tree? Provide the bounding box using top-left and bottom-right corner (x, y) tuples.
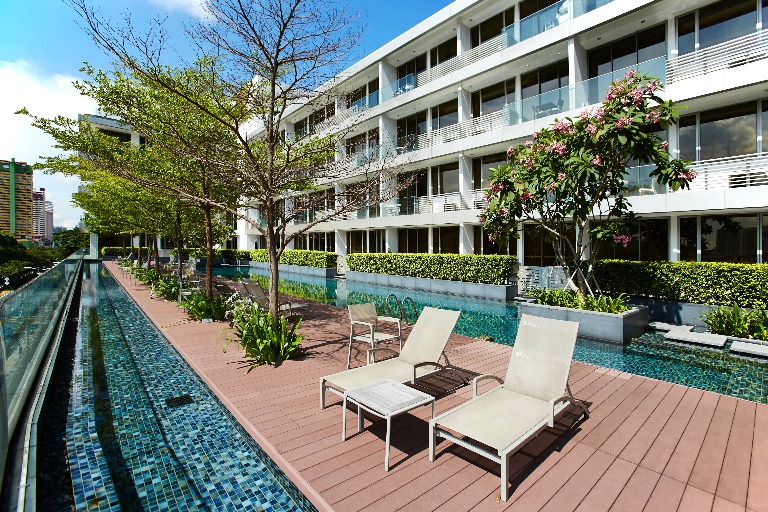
(481, 71), (696, 293)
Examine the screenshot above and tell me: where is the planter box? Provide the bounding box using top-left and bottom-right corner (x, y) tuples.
(628, 298), (715, 327)
(345, 271), (517, 301)
(249, 261), (337, 279)
(518, 302), (649, 343)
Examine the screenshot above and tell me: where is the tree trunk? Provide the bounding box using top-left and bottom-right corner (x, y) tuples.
(153, 235), (160, 273)
(137, 233), (144, 267)
(266, 226), (280, 322)
(203, 205), (215, 300)
(175, 210), (183, 299)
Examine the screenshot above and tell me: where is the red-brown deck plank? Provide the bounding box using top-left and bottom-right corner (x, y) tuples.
(104, 262), (766, 512)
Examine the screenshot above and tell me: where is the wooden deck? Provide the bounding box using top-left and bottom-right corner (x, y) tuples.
(105, 262), (768, 512)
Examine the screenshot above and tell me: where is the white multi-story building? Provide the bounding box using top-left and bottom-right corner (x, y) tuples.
(242, 0), (764, 267)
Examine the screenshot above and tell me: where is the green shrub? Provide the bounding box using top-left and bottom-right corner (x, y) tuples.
(250, 249), (337, 268)
(214, 249), (251, 260)
(101, 246), (150, 257)
(593, 260), (768, 309)
(531, 289), (630, 313)
(345, 253), (518, 285)
(223, 300), (305, 369)
(703, 305), (768, 340)
(152, 276), (180, 301)
(0, 260), (28, 279)
(183, 291), (228, 321)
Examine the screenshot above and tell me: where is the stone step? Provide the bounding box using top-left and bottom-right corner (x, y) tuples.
(664, 330), (728, 347)
(730, 340), (768, 358)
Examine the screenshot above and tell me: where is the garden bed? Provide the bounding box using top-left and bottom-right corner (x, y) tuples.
(518, 302), (649, 343)
(345, 271), (517, 301)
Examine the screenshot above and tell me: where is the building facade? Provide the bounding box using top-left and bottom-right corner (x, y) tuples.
(33, 188), (47, 239)
(0, 159), (34, 238)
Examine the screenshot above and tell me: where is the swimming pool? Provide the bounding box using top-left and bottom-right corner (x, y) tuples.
(215, 267), (768, 405)
(68, 263), (315, 511)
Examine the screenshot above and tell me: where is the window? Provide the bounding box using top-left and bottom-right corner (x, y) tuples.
(398, 169), (428, 215)
(430, 38), (457, 66)
(470, 9), (514, 48)
(99, 129), (131, 143)
(474, 226), (516, 255)
(680, 217), (698, 261)
(677, 0), (758, 55)
(587, 24), (666, 78)
(762, 214), (768, 263)
(431, 99), (459, 130)
(520, 0), (560, 39)
(434, 226), (460, 253)
(471, 80), (514, 118)
(680, 102), (758, 162)
(701, 215), (758, 263)
(348, 230), (385, 253)
(398, 228), (428, 253)
(523, 223), (575, 266)
(521, 60), (568, 99)
(431, 162), (460, 195)
(397, 54), (427, 80)
(396, 110), (427, 151)
(595, 219), (669, 261)
(472, 153), (507, 190)
(764, 100), (768, 153)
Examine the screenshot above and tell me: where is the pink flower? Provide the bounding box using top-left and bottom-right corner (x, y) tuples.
(579, 109), (591, 121)
(521, 155), (535, 169)
(586, 124), (597, 136)
(524, 140), (534, 147)
(680, 169), (698, 181)
(489, 183), (504, 193)
(521, 191), (535, 201)
(615, 117), (633, 128)
(507, 145), (515, 157)
(592, 107), (605, 122)
(546, 141), (567, 156)
(613, 234), (632, 248)
(552, 119), (573, 134)
(532, 131), (539, 139)
(592, 155), (602, 166)
(624, 69), (637, 79)
(646, 110), (660, 123)
(557, 172), (566, 181)
(661, 140), (669, 149)
(645, 79), (661, 93)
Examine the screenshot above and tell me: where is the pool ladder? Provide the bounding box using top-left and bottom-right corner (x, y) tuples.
(385, 293), (418, 324)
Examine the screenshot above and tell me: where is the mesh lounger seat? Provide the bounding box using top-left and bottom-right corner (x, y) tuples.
(429, 314), (589, 501)
(320, 306), (461, 409)
(239, 279), (297, 315)
(346, 302), (402, 368)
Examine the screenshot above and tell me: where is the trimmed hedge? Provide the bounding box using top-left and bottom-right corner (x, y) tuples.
(101, 246), (150, 257)
(250, 249), (337, 268)
(214, 249), (251, 260)
(594, 260), (768, 309)
(345, 253), (519, 285)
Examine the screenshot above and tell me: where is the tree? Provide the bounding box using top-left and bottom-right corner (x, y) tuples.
(481, 71), (695, 293)
(53, 228), (90, 259)
(57, 0), (405, 321)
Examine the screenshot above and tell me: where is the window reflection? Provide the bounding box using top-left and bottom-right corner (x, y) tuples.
(701, 215), (757, 263)
(699, 103), (756, 160)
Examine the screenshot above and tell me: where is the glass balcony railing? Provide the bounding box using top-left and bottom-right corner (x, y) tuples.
(349, 91), (380, 111)
(574, 56), (667, 109)
(625, 165), (666, 196)
(503, 0), (615, 48)
(381, 74), (417, 102)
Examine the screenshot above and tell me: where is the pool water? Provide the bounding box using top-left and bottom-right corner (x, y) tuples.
(68, 263), (315, 511)
(215, 267), (768, 405)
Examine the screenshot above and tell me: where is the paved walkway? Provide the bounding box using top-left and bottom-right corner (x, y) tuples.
(106, 262), (768, 512)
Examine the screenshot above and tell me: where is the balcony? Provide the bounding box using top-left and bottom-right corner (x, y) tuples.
(313, 91), (379, 133)
(667, 29), (768, 83)
(625, 165), (666, 197)
(684, 153), (768, 191)
(381, 190), (488, 217)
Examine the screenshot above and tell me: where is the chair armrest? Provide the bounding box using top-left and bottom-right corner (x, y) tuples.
(366, 347), (398, 364)
(472, 374), (504, 397)
(548, 395), (570, 427)
(351, 320), (375, 329)
(376, 316), (401, 325)
(412, 361), (444, 384)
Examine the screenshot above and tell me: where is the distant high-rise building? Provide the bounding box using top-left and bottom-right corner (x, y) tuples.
(45, 201), (54, 241)
(0, 159), (34, 238)
(33, 188), (46, 237)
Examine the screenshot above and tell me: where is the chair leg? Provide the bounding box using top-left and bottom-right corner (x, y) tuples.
(501, 452), (509, 502)
(429, 422), (436, 462)
(347, 327), (354, 369)
(320, 379), (326, 409)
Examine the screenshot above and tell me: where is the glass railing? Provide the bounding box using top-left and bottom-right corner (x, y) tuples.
(349, 91), (380, 111)
(503, 0), (615, 48)
(0, 253), (83, 482)
(625, 164), (665, 196)
(507, 84), (571, 124)
(381, 74), (417, 102)
(396, 134), (419, 154)
(574, 56), (667, 109)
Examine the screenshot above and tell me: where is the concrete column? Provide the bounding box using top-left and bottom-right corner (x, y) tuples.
(457, 86), (471, 124)
(457, 20), (470, 55)
(89, 233), (99, 259)
(514, 2), (521, 44)
(668, 215), (680, 262)
(380, 170), (397, 217)
(285, 121), (296, 142)
(458, 153), (472, 195)
(460, 223), (473, 254)
(428, 227), (435, 253)
(385, 227), (398, 253)
(130, 133), (141, 146)
(667, 17), (677, 58)
(517, 225), (525, 264)
(568, 38), (588, 109)
(379, 61), (397, 102)
(379, 114), (397, 157)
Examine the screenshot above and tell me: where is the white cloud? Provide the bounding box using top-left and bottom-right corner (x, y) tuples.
(0, 60), (97, 229)
(147, 0), (209, 19)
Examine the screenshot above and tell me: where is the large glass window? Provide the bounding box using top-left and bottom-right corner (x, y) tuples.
(431, 99), (459, 130)
(471, 80), (514, 118)
(430, 38), (457, 66)
(700, 103), (756, 160)
(677, 0), (759, 55)
(523, 223), (575, 266)
(435, 226), (460, 253)
(431, 163), (460, 195)
(521, 60), (568, 99)
(763, 213), (768, 263)
(396, 110), (428, 151)
(470, 8), (514, 48)
(762, 100), (768, 153)
(474, 226), (516, 255)
(678, 114), (697, 162)
(680, 217), (698, 261)
(347, 230), (384, 253)
(398, 228), (428, 253)
(472, 153), (507, 190)
(595, 219), (669, 261)
(398, 169), (428, 215)
(701, 215), (758, 263)
(397, 54), (427, 80)
(587, 25), (666, 78)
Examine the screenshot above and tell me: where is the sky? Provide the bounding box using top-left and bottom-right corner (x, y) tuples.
(0, 0), (451, 229)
